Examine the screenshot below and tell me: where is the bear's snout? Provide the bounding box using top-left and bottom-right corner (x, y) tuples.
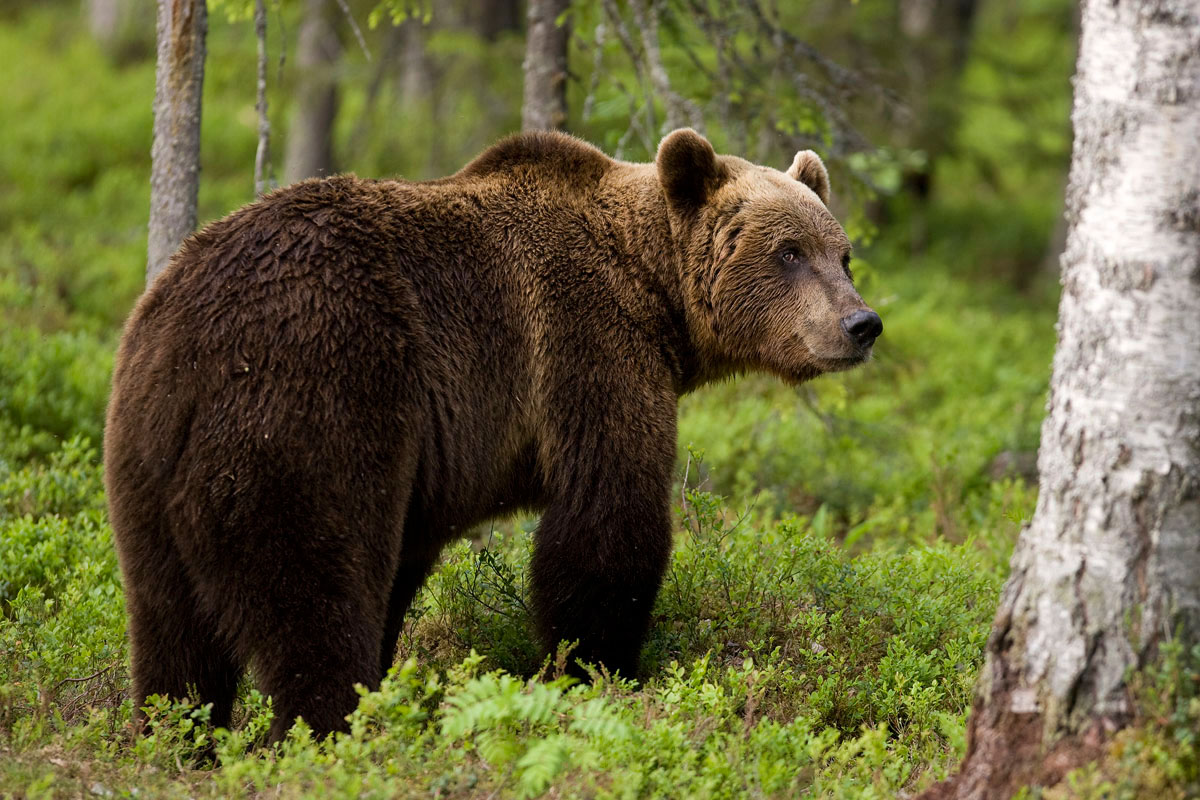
(840, 309), (883, 349)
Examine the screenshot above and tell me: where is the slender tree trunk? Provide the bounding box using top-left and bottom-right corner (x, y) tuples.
(87, 0), (124, 47)
(522, 0), (570, 131)
(86, 0), (154, 56)
(896, 0), (978, 249)
(399, 17), (432, 105)
(146, 0), (207, 285)
(922, 1), (1200, 797)
(898, 0), (976, 69)
(283, 0), (341, 184)
(253, 0), (273, 196)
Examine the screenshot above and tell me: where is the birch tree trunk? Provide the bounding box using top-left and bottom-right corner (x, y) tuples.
(87, 0), (125, 48)
(146, 0), (207, 284)
(283, 0), (341, 184)
(923, 0), (1200, 796)
(87, 0), (154, 57)
(253, 0), (273, 196)
(400, 18), (432, 105)
(522, 0), (570, 131)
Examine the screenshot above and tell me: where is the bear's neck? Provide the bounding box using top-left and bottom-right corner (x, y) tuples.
(597, 165), (729, 393)
(599, 164), (715, 394)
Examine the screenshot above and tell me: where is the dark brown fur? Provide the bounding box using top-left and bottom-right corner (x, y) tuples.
(105, 129), (878, 741)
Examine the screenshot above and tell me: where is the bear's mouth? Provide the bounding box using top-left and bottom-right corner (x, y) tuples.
(818, 351), (872, 372)
(794, 335), (873, 371)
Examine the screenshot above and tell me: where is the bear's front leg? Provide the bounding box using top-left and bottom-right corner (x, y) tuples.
(529, 385), (677, 679)
(530, 499), (672, 678)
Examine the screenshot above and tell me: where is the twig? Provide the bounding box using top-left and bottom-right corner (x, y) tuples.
(742, 0), (866, 96)
(51, 665), (117, 694)
(333, 0), (372, 62)
(348, 23), (402, 153)
(601, 0), (650, 106)
(681, 450), (691, 513)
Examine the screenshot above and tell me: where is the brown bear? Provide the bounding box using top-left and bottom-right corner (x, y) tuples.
(104, 128), (881, 742)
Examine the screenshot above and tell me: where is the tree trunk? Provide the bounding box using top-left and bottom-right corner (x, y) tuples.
(922, 1), (1200, 797)
(87, 0), (124, 47)
(399, 17), (432, 105)
(895, 0), (978, 231)
(253, 0), (273, 196)
(146, 0), (207, 285)
(522, 0), (570, 131)
(86, 0), (154, 58)
(283, 0), (341, 184)
(898, 0), (976, 70)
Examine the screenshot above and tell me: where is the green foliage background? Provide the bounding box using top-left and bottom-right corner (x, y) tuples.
(3, 0), (1195, 797)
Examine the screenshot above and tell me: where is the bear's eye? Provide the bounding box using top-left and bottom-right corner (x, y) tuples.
(841, 253), (853, 280)
(779, 249), (801, 265)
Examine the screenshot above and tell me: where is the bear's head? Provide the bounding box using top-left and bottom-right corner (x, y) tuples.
(657, 129), (882, 384)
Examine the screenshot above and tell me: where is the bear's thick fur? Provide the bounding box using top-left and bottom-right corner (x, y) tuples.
(105, 129), (880, 741)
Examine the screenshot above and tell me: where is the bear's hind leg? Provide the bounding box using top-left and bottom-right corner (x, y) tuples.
(212, 472), (414, 743)
(124, 554), (242, 732)
(248, 595), (388, 743)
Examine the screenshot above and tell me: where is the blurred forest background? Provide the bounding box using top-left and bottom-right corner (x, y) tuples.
(10, 1), (1185, 798)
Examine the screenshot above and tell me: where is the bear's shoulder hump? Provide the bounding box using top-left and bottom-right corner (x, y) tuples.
(454, 131), (612, 185)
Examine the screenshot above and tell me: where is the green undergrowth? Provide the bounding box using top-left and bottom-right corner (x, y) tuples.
(0, 438), (1195, 798)
(0, 424), (1021, 798)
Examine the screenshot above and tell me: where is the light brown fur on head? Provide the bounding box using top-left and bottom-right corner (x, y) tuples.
(656, 129), (879, 384)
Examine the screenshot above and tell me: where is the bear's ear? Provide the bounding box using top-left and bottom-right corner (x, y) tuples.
(657, 129), (723, 211)
(787, 150), (831, 206)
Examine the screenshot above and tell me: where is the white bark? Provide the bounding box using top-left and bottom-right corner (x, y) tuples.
(253, 0), (273, 196)
(87, 0), (124, 45)
(522, 0), (570, 131)
(146, 0), (207, 285)
(994, 0), (1200, 729)
(928, 2), (1200, 797)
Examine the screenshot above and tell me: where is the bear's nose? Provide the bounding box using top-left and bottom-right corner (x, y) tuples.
(841, 310), (883, 348)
